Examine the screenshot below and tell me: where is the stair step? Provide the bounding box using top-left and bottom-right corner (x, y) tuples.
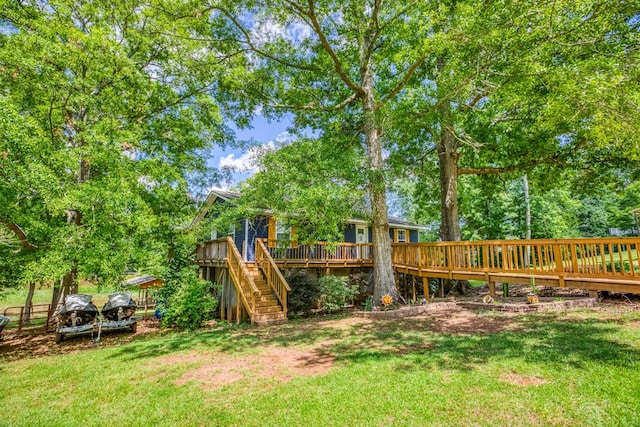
(255, 295), (277, 303)
(253, 311), (287, 325)
(255, 298), (279, 306)
(256, 305), (283, 313)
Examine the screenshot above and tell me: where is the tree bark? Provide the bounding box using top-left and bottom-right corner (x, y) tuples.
(22, 282), (35, 325)
(360, 32), (396, 303)
(437, 121), (461, 242)
(523, 174), (531, 267)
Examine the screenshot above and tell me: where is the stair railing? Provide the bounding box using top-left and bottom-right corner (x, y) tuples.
(256, 239), (291, 315)
(226, 236), (259, 323)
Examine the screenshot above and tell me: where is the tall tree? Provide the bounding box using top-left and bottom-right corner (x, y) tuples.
(200, 0), (437, 300)
(388, 0), (639, 241)
(0, 1), (244, 299)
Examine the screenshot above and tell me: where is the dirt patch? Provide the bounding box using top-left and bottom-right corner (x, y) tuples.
(500, 371), (548, 387)
(422, 310), (522, 335)
(0, 319), (164, 361)
(158, 347), (335, 390)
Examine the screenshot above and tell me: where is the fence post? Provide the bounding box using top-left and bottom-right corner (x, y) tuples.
(553, 244), (565, 287)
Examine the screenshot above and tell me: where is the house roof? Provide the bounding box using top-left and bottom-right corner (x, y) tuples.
(193, 189), (426, 230)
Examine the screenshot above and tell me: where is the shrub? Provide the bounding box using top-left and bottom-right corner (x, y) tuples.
(348, 271), (371, 304)
(284, 269), (321, 316)
(161, 270), (218, 330)
(319, 275), (358, 313)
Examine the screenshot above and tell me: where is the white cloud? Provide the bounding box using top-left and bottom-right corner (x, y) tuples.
(218, 131), (292, 174)
(218, 141), (275, 173)
(251, 17), (312, 45)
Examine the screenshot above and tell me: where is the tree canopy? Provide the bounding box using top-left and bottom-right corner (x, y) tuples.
(0, 0), (244, 293)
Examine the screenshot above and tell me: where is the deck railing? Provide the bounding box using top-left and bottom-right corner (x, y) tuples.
(225, 236), (259, 323)
(263, 239), (373, 263)
(391, 237), (640, 279)
(256, 239), (291, 314)
(195, 237), (228, 263)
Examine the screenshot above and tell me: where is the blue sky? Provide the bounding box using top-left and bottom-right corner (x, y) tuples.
(209, 114), (291, 189)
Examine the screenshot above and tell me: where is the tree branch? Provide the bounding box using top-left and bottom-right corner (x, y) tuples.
(270, 92), (359, 111)
(306, 0), (364, 96)
(0, 220), (37, 250)
(457, 158), (547, 176)
(377, 53), (429, 108)
(216, 5), (319, 72)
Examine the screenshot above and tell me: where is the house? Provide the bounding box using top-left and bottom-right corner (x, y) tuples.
(193, 189), (424, 263)
(192, 189), (426, 325)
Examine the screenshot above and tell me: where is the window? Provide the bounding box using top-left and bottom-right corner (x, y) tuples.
(397, 229), (407, 243)
(276, 220), (291, 241)
(356, 225), (368, 243)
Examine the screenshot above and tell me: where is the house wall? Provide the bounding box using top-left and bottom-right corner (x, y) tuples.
(344, 224), (356, 243)
(245, 216), (269, 261)
(233, 220), (245, 258)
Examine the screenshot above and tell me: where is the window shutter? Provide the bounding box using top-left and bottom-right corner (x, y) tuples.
(268, 217), (276, 247)
(393, 228), (398, 243)
(291, 226), (298, 248)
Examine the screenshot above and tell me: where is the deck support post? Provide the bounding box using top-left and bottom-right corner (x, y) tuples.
(411, 276), (416, 302)
(439, 279), (444, 298)
(589, 290), (599, 299)
(422, 277), (429, 301)
(488, 282), (496, 298)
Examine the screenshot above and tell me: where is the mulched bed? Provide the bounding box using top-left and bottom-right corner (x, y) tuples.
(353, 302), (459, 319)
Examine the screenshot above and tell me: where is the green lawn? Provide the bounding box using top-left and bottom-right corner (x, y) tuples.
(1, 308), (639, 426)
(0, 283), (118, 312)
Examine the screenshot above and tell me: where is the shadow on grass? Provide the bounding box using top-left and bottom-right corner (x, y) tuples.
(331, 313), (640, 372)
(111, 311), (640, 375)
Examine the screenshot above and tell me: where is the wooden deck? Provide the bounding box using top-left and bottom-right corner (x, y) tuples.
(391, 238), (640, 293)
(196, 237), (640, 294)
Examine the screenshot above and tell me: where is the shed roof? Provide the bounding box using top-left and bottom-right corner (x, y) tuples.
(124, 275), (164, 289)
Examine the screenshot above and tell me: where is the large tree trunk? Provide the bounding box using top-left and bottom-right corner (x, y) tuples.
(524, 174), (531, 267)
(52, 114), (88, 307)
(435, 94), (469, 294)
(360, 34), (396, 303)
(437, 121), (461, 242)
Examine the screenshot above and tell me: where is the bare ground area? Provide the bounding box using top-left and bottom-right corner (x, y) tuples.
(0, 319), (166, 360)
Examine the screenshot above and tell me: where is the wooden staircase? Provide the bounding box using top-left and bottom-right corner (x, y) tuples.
(245, 262), (287, 325)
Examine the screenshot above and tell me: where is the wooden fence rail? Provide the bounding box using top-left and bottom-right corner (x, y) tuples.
(3, 303), (59, 335)
(263, 240), (373, 267)
(391, 238), (640, 278)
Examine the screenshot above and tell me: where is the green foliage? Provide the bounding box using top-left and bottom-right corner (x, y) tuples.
(347, 272), (371, 305)
(283, 269), (321, 316)
(0, 0), (245, 291)
(158, 240), (217, 330)
(319, 275), (358, 314)
(213, 137), (368, 245)
(161, 272), (218, 331)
